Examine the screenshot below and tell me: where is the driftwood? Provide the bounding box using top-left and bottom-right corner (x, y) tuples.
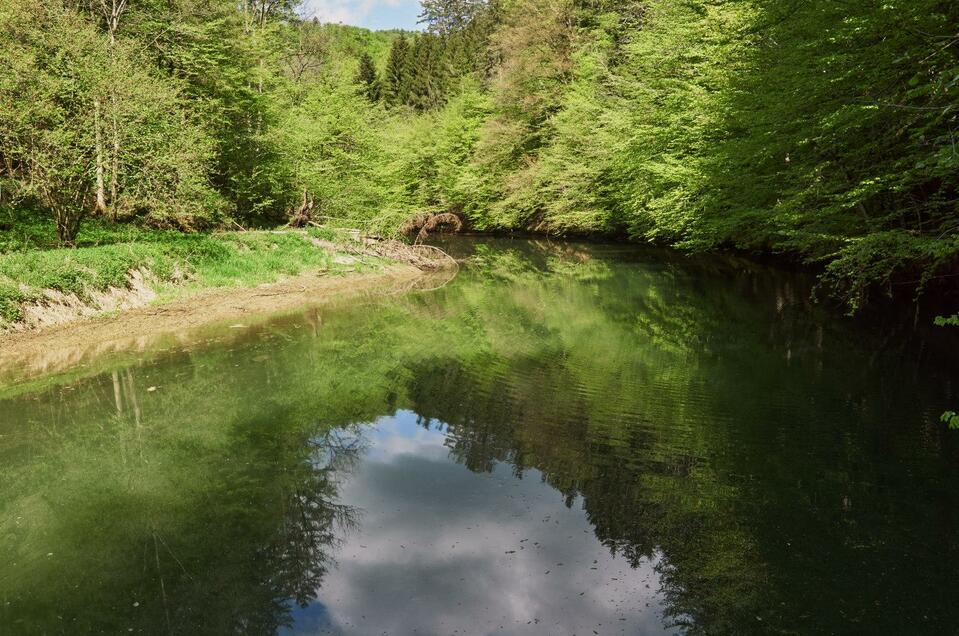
(352, 238), (457, 271)
(299, 223), (455, 273)
(369, 240), (459, 271)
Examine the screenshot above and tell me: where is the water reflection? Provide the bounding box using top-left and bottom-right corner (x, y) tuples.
(0, 374), (364, 634)
(1, 238), (957, 635)
(290, 413), (674, 635)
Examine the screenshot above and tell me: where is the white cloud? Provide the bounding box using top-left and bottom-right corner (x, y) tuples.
(304, 0), (412, 27)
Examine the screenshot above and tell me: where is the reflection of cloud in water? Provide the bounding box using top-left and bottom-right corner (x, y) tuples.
(365, 412), (450, 462)
(286, 411), (679, 635)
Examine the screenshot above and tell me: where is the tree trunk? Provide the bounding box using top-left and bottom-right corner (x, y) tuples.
(289, 189), (315, 228)
(110, 108), (119, 217)
(94, 97), (108, 214)
(102, 0), (125, 217)
(54, 209), (81, 247)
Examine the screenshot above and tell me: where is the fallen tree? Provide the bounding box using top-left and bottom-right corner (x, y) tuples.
(398, 212), (463, 244)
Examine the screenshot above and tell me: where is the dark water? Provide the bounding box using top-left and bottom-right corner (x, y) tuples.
(1, 238), (957, 635)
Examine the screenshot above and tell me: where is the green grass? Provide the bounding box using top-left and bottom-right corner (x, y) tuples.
(0, 206), (188, 253)
(0, 223), (387, 328)
(170, 232), (339, 291)
(0, 279), (31, 323)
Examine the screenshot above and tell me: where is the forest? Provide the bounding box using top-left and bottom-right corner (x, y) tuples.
(1, 0), (958, 310)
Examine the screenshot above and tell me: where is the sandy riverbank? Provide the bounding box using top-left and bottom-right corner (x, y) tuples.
(0, 265), (427, 383)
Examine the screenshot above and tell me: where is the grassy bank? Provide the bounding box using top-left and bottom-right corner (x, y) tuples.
(0, 215), (390, 329)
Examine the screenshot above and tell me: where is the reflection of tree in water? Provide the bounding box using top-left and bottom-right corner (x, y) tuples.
(0, 368), (368, 634)
(400, 241), (959, 634)
(406, 350), (818, 633)
(276, 432), (366, 617)
(405, 355), (731, 633)
(157, 419), (367, 634)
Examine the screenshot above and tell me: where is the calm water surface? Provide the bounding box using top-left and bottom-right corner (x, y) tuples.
(1, 238), (957, 635)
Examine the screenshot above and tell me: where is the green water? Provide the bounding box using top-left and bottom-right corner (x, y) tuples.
(1, 238), (957, 635)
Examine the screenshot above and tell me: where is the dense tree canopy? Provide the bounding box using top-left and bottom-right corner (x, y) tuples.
(0, 0), (957, 305)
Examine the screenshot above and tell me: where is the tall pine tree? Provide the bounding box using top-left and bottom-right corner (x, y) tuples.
(384, 35), (411, 106)
(355, 52), (380, 102)
(407, 35), (447, 111)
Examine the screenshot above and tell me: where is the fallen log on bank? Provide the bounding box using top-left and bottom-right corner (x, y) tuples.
(398, 213), (464, 244)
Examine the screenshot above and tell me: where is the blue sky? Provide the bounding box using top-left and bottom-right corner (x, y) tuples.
(303, 0), (424, 30)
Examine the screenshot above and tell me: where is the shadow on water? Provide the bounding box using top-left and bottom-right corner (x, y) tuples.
(0, 237), (957, 634)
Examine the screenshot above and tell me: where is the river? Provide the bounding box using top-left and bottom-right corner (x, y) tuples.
(1, 237), (957, 634)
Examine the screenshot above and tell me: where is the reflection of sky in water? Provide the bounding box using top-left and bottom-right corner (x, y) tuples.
(284, 410), (678, 635)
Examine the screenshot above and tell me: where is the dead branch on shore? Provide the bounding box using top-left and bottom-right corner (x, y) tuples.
(302, 223), (457, 272)
(370, 240), (459, 271)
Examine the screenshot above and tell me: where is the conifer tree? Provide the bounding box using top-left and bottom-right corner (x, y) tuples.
(407, 35), (449, 111)
(355, 52), (380, 102)
(384, 35), (411, 106)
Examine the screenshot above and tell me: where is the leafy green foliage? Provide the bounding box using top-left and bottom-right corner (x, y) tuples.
(0, 0), (223, 240)
(1, 0), (956, 306)
(943, 412), (959, 430)
(419, 0), (489, 34)
(428, 0), (959, 304)
(355, 52), (381, 102)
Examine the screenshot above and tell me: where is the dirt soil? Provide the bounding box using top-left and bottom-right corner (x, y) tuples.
(0, 265), (424, 382)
